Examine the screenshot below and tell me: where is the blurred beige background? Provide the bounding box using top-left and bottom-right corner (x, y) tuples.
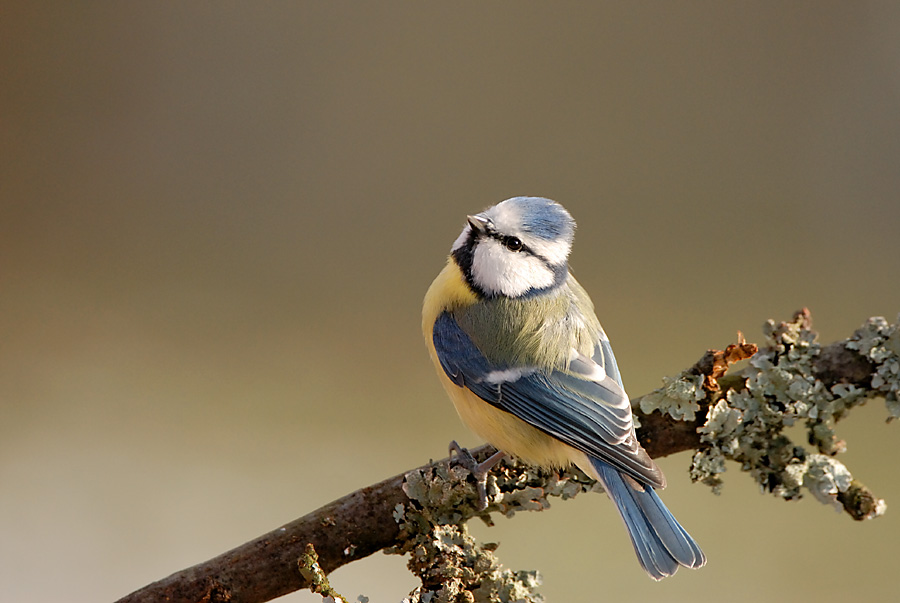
(2, 3), (900, 602)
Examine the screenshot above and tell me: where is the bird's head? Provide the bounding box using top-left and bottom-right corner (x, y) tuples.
(451, 196), (575, 299)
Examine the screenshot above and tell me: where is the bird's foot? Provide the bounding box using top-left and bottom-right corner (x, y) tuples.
(448, 441), (506, 510)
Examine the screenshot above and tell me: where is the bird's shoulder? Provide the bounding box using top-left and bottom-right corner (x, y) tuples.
(423, 261), (479, 337)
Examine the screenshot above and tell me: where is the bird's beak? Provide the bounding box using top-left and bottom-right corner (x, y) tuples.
(467, 214), (491, 233)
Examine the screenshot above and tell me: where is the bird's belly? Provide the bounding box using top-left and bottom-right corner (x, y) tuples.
(443, 381), (572, 470)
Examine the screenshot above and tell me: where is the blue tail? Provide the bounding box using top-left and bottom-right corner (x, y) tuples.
(591, 458), (706, 580)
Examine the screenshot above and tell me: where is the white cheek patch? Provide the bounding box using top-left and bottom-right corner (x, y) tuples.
(472, 238), (556, 297)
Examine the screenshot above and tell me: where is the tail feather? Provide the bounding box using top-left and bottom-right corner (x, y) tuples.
(632, 485), (706, 569)
(610, 478), (680, 579)
(591, 458), (706, 580)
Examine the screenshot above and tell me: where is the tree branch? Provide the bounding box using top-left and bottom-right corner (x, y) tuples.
(115, 310), (898, 603)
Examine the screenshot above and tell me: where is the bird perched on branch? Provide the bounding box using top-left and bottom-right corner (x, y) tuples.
(422, 196), (706, 580)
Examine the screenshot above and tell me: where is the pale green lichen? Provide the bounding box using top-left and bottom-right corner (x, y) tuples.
(689, 447), (727, 493)
(389, 455), (601, 602)
(688, 312), (894, 518)
(639, 372), (706, 421)
(846, 315), (900, 420)
(803, 454), (853, 510)
(298, 543), (351, 603)
(399, 522), (543, 603)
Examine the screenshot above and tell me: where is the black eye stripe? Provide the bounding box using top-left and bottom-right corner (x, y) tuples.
(484, 230), (527, 253)
(473, 224), (527, 252)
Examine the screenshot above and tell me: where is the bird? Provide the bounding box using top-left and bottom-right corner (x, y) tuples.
(422, 196), (706, 580)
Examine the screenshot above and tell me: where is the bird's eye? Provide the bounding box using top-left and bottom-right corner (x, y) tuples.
(504, 237), (524, 252)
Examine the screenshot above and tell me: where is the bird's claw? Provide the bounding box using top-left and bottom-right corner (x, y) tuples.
(448, 440), (479, 472)
(448, 441), (506, 510)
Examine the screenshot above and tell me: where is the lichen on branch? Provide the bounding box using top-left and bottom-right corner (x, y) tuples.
(643, 309), (896, 520)
(389, 455), (600, 603)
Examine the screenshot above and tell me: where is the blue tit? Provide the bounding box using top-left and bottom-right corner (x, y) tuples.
(422, 196), (706, 580)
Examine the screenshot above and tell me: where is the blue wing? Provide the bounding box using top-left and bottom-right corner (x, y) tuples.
(433, 311), (664, 488)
